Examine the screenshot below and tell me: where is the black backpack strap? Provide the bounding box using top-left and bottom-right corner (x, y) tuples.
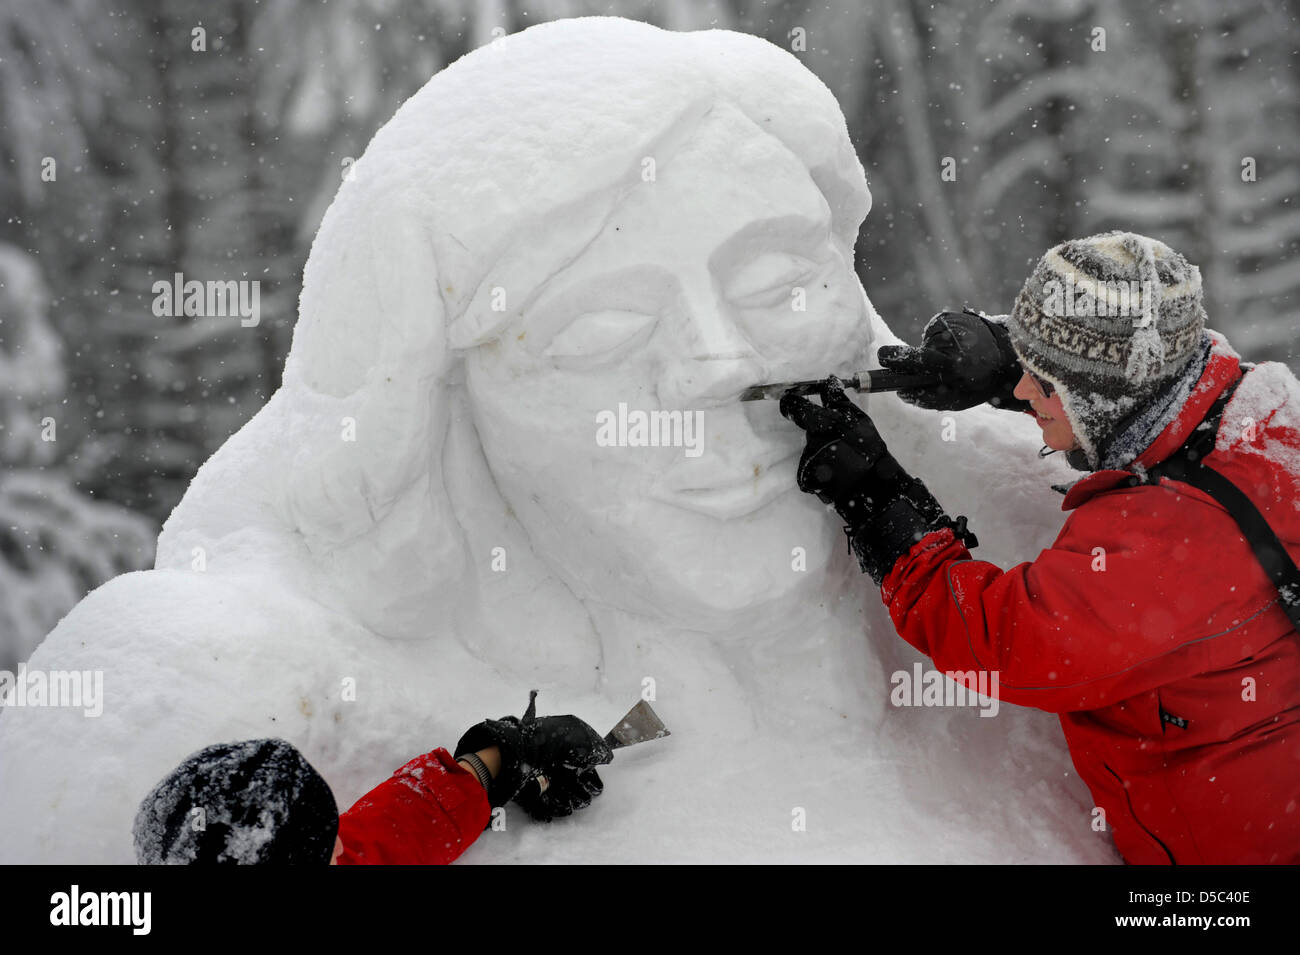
(1139, 371), (1300, 629)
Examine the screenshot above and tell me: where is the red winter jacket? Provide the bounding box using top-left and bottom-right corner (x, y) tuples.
(336, 748), (490, 865)
(882, 334), (1300, 864)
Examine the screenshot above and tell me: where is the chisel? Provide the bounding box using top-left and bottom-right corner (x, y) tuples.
(739, 369), (940, 402)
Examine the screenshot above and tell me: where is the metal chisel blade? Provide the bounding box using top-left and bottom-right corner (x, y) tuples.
(739, 369), (941, 401)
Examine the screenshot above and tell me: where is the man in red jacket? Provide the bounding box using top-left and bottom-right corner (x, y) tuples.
(781, 231), (1300, 864)
(134, 692), (611, 864)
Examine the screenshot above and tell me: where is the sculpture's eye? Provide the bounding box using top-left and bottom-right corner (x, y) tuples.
(724, 252), (827, 309)
(542, 309), (657, 367)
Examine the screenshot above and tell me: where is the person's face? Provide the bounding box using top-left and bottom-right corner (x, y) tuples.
(1013, 371), (1077, 450)
(329, 835), (343, 865)
(464, 104), (870, 628)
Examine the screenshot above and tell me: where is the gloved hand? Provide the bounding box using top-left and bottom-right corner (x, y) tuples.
(875, 308), (1031, 412)
(513, 765), (606, 822)
(779, 375), (890, 516)
(779, 377), (978, 584)
(455, 691), (613, 822)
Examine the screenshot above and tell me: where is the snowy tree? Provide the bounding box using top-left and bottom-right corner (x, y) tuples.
(0, 245), (154, 669)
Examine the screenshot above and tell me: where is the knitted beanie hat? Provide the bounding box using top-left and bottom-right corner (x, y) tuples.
(133, 739), (339, 864)
(1005, 231), (1207, 470)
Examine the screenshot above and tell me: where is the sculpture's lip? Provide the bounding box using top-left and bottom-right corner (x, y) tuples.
(650, 448), (799, 519)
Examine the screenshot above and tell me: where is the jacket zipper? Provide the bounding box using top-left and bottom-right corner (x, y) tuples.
(1104, 763), (1176, 864)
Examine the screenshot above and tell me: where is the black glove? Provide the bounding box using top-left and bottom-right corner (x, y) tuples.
(455, 691), (614, 822)
(514, 765), (606, 823)
(779, 377), (978, 584)
(875, 308), (1031, 412)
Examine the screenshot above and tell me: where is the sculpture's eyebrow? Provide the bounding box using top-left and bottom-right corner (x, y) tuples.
(707, 215), (832, 280)
(521, 264), (677, 354)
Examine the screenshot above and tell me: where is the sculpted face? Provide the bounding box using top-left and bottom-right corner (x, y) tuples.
(464, 103), (870, 628)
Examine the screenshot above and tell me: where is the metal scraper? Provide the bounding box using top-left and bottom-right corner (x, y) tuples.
(604, 699), (671, 750)
(515, 697), (670, 800)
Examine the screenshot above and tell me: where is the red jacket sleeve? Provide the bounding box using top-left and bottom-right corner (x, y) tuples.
(880, 485), (1284, 713)
(335, 747), (491, 865)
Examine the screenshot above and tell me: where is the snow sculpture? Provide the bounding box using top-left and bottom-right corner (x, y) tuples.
(0, 17), (1107, 863)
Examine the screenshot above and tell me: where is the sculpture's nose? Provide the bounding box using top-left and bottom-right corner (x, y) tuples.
(659, 282), (764, 408)
(663, 355), (764, 408)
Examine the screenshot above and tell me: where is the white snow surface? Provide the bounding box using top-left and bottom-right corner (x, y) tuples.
(0, 17), (1117, 864)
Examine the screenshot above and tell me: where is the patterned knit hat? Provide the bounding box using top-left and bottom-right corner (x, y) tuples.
(1005, 231), (1207, 470)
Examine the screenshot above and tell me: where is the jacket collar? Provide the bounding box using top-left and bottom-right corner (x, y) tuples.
(1058, 335), (1243, 511)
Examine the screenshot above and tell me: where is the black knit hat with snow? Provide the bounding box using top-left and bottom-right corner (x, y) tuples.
(1005, 231), (1211, 472)
(133, 738), (339, 864)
